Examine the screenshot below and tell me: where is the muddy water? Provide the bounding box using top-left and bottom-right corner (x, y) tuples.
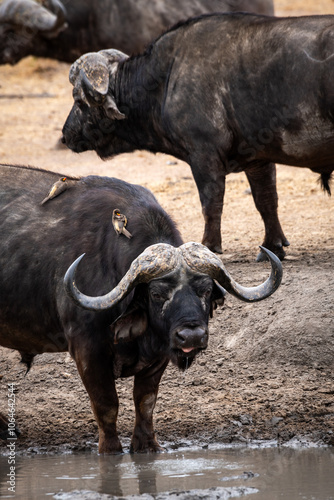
(0, 444), (333, 499)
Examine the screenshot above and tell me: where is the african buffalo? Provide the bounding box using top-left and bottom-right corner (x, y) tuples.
(62, 13), (334, 261)
(0, 164), (282, 453)
(0, 0), (274, 65)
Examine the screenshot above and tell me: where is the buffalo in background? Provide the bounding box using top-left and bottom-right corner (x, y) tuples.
(62, 13), (333, 261)
(0, 164), (282, 453)
(0, 0), (274, 65)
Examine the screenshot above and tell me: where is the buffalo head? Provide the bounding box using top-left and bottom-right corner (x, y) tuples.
(62, 49), (131, 158)
(0, 0), (67, 64)
(64, 242), (282, 370)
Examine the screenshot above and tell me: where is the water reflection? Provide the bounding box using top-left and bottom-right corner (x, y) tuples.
(0, 445), (333, 499)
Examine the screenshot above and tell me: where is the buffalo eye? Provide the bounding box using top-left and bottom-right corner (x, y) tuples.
(196, 284), (213, 299)
(150, 290), (165, 302)
(73, 89), (86, 109)
(76, 98), (87, 110)
(149, 284), (171, 304)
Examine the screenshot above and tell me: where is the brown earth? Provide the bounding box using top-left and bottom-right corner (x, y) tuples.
(0, 0), (333, 455)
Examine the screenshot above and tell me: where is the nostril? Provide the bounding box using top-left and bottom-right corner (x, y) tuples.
(174, 327), (207, 348)
(61, 135), (66, 144)
(176, 331), (187, 344)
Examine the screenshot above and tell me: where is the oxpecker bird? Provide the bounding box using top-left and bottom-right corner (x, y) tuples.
(41, 177), (76, 204)
(112, 209), (132, 239)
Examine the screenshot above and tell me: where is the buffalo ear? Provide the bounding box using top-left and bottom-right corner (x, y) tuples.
(104, 95), (126, 120)
(110, 287), (148, 343)
(80, 69), (125, 120)
(210, 281), (226, 318)
(111, 308), (148, 343)
(101, 56), (127, 119)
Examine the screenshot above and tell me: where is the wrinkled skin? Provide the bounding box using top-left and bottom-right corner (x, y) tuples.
(62, 13), (334, 261)
(0, 164), (228, 453)
(0, 0), (274, 64)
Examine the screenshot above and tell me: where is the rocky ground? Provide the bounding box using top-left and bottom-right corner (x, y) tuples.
(0, 0), (333, 457)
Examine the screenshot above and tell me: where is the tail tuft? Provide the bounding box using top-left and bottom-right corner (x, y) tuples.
(20, 352), (35, 375)
(319, 173), (332, 195)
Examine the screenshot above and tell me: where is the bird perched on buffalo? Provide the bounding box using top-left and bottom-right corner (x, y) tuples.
(41, 176), (76, 204)
(112, 209), (132, 239)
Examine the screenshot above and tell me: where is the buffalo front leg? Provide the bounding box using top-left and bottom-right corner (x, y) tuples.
(131, 359), (169, 453)
(245, 162), (290, 261)
(69, 337), (122, 454)
(191, 162), (226, 254)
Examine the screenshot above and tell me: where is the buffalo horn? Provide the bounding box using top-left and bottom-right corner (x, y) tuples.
(64, 244), (182, 311)
(43, 0), (67, 36)
(98, 49), (129, 68)
(69, 49), (129, 87)
(64, 242), (282, 312)
(69, 52), (109, 99)
(181, 242), (282, 302)
(79, 64), (110, 106)
(69, 49), (128, 118)
(0, 0), (67, 36)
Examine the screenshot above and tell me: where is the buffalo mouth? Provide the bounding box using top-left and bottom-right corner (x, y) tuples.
(173, 347), (204, 371)
(96, 144), (112, 160)
(174, 346), (201, 357)
(61, 135), (92, 154)
(171, 339), (207, 371)
(170, 325), (208, 370)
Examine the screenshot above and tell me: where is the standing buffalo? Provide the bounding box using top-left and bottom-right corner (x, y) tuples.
(62, 13), (334, 261)
(0, 164), (282, 453)
(0, 0), (274, 65)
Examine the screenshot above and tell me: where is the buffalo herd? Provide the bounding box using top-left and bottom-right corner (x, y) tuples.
(0, 0), (332, 452)
(0, 0), (274, 64)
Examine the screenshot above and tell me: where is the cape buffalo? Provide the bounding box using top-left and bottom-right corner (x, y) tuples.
(62, 13), (333, 261)
(0, 0), (274, 65)
(0, 164), (282, 453)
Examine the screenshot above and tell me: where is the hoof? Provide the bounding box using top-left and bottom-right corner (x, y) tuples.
(98, 447), (124, 455)
(130, 438), (165, 453)
(202, 241), (223, 254)
(98, 437), (123, 454)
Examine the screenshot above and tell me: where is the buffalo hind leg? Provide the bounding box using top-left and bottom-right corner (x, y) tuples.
(69, 336), (122, 454)
(245, 162), (290, 261)
(131, 359), (169, 453)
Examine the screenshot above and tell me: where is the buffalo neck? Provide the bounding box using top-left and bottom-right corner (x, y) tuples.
(113, 46), (186, 159)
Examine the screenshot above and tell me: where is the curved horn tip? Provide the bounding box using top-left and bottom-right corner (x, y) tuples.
(64, 253), (85, 289)
(259, 246), (282, 266)
(259, 245), (283, 289)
